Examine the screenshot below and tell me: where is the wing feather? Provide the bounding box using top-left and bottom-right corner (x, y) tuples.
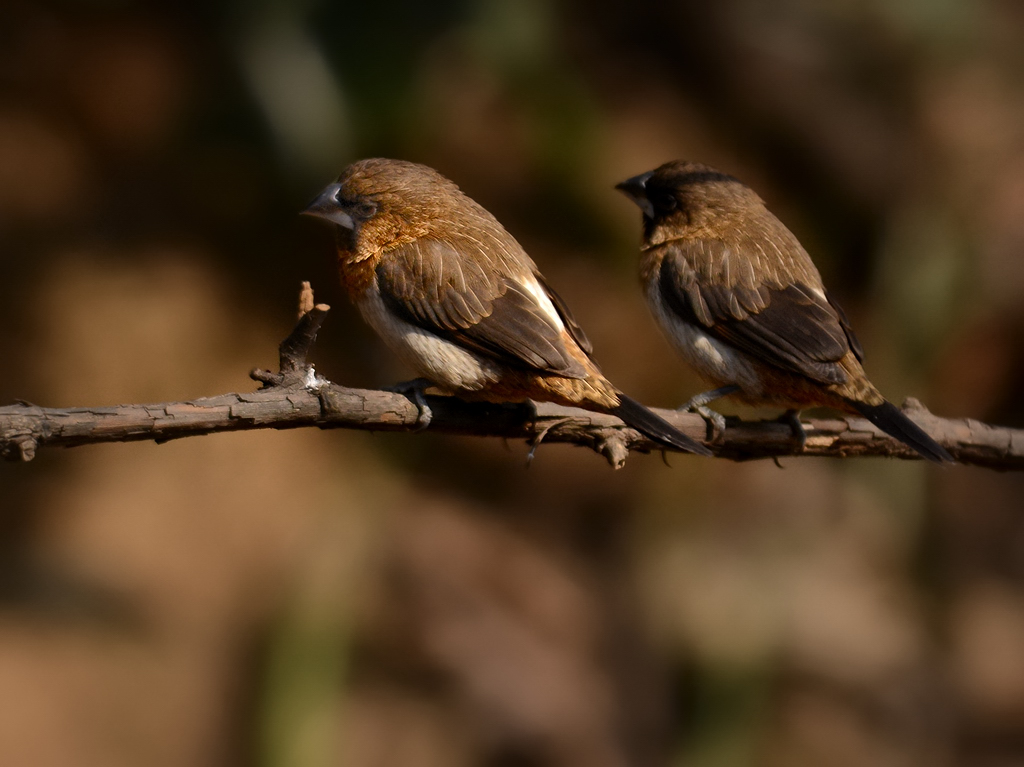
(659, 241), (852, 384)
(376, 237), (587, 377)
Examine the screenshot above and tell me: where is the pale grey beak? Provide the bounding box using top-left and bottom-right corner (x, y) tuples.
(615, 172), (655, 219)
(300, 182), (354, 229)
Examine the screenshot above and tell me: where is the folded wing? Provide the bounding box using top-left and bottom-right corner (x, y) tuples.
(377, 236), (588, 378)
(659, 240), (853, 384)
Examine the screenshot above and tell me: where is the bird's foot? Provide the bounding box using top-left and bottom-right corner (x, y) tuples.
(679, 385), (739, 440)
(386, 378), (434, 430)
(778, 409), (807, 451)
(692, 405), (727, 439)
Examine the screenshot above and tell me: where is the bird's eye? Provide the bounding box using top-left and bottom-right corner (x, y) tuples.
(352, 200), (378, 219)
(650, 189), (678, 214)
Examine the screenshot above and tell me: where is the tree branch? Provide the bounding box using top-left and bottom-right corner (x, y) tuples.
(2, 284), (1021, 470)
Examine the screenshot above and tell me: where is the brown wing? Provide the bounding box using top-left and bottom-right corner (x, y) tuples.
(376, 237), (587, 377)
(826, 289), (864, 363)
(536, 273), (593, 355)
(659, 240), (852, 384)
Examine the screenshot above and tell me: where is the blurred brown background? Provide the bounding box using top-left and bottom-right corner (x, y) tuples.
(2, 1), (1024, 766)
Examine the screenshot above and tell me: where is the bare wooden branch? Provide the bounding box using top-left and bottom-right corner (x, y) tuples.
(1, 386), (1021, 469)
(2, 286), (1021, 470)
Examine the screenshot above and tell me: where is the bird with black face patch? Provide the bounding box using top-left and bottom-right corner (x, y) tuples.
(616, 160), (953, 463)
(302, 158), (711, 457)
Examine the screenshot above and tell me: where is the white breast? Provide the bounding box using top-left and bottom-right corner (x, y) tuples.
(644, 277), (767, 397)
(356, 289), (501, 392)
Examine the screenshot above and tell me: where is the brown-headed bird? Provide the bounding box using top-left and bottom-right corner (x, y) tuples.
(302, 158), (710, 456)
(615, 160), (953, 463)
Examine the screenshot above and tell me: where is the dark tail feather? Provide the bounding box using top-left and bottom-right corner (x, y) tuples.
(609, 394), (712, 456)
(851, 399), (954, 463)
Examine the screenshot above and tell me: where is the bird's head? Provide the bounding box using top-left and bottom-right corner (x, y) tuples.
(615, 161), (760, 244)
(302, 158), (465, 261)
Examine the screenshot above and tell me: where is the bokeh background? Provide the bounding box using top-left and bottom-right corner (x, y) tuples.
(2, 1), (1024, 765)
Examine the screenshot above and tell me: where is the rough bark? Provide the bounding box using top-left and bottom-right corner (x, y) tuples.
(2, 284), (1020, 470)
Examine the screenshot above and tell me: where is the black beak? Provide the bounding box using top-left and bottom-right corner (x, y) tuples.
(300, 182), (354, 229)
(614, 171), (652, 199)
(615, 171), (655, 218)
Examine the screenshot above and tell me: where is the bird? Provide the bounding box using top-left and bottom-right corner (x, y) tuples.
(615, 160), (953, 463)
(301, 157), (711, 457)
